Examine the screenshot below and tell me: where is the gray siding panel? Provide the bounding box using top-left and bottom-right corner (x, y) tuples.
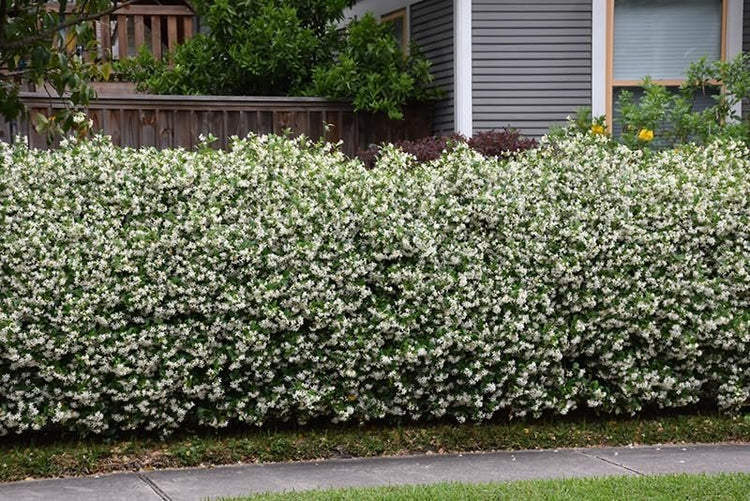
(411, 0), (454, 135)
(744, 0), (749, 120)
(472, 0), (592, 137)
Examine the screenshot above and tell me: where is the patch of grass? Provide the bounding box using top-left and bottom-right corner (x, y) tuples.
(224, 473), (750, 500)
(1, 413), (749, 483)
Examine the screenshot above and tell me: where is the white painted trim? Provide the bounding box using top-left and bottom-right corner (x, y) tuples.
(726, 0), (744, 118)
(454, 0), (472, 136)
(591, 0), (607, 118)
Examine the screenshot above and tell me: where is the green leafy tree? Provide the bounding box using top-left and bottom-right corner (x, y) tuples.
(137, 0), (354, 95)
(0, 0), (136, 135)
(308, 13), (442, 120)
(125, 4), (442, 118)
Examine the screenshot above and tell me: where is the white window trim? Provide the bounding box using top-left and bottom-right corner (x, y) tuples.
(591, 1), (607, 118)
(726, 0), (744, 117)
(454, 0), (472, 136)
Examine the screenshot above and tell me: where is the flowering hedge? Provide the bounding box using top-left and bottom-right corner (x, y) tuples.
(1, 133), (749, 436)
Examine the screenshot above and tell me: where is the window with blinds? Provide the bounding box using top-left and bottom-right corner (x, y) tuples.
(606, 0), (726, 127)
(614, 0), (723, 81)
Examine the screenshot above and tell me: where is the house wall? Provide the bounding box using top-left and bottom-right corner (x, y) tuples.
(471, 0), (592, 137)
(744, 0), (749, 119)
(411, 0), (455, 134)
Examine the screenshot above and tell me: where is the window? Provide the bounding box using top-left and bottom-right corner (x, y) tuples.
(381, 8), (408, 52)
(606, 0), (727, 129)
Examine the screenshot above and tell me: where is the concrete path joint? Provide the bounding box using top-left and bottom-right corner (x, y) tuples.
(576, 449), (645, 476)
(138, 473), (173, 501)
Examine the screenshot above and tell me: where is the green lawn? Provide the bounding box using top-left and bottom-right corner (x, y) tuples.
(225, 473), (750, 500)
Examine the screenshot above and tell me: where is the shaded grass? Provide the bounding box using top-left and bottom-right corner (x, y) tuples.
(225, 473), (750, 500)
(1, 413), (749, 483)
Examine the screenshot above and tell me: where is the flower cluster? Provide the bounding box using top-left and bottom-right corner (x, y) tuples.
(1, 132), (748, 436)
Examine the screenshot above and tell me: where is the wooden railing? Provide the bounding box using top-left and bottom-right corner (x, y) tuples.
(100, 4), (195, 60)
(47, 2), (196, 60)
(1, 94), (433, 157)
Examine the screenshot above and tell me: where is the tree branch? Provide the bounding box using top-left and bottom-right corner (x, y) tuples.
(0, 0), (148, 51)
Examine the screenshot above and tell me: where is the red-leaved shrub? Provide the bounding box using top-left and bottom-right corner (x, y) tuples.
(357, 129), (536, 168)
(468, 129), (537, 157)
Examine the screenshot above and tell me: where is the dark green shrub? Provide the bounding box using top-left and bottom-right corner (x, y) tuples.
(133, 0), (353, 96)
(308, 13), (442, 119)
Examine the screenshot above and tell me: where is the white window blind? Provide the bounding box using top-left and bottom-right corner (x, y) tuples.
(614, 0), (722, 81)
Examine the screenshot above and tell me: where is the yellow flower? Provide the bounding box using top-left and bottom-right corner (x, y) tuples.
(590, 124), (606, 135)
(637, 128), (654, 142)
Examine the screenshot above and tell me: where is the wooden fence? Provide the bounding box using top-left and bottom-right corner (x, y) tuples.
(0, 94), (433, 157)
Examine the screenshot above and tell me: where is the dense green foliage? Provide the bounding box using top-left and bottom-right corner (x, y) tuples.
(1, 132), (749, 436)
(125, 8), (440, 118)
(129, 0), (352, 96)
(308, 13), (441, 119)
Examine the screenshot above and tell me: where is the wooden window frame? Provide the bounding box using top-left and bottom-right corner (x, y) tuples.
(605, 0), (728, 129)
(381, 8), (408, 52)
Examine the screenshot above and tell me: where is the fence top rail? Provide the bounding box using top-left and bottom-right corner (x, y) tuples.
(46, 2), (195, 16)
(19, 93), (356, 112)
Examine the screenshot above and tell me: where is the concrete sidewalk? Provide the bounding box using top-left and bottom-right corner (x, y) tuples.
(1, 444), (749, 501)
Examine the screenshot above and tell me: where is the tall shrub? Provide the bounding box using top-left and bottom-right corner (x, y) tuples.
(1, 134), (748, 436)
(135, 0), (354, 95)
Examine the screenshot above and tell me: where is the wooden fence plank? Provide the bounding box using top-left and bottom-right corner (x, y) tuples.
(133, 16), (145, 51)
(167, 16), (178, 52)
(183, 17), (193, 41)
(134, 16), (145, 50)
(175, 110), (192, 147)
(308, 111), (323, 141)
(117, 16), (129, 59)
(121, 109), (140, 147)
(342, 112), (357, 157)
(4, 93), (432, 155)
(101, 16), (112, 58)
(324, 111), (341, 144)
(158, 109), (173, 148)
(258, 111), (273, 134)
(151, 16), (162, 59)
(141, 109), (157, 147)
(210, 112), (224, 149)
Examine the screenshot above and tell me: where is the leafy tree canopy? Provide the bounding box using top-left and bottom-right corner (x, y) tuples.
(130, 0), (355, 96)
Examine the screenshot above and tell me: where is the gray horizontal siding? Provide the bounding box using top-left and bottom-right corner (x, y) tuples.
(472, 0), (592, 138)
(411, 0), (454, 135)
(744, 0), (749, 120)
